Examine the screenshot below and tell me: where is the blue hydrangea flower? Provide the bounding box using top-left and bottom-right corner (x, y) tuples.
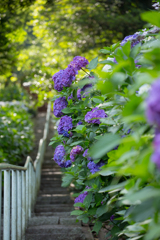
(85, 107), (107, 124)
(57, 116), (73, 137)
(53, 97), (68, 117)
(146, 79), (160, 128)
(53, 145), (71, 168)
(83, 149), (92, 161)
(52, 66), (76, 92)
(69, 56), (89, 71)
(70, 145), (84, 162)
(87, 160), (105, 174)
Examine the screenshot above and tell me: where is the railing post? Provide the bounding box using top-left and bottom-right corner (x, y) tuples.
(3, 170), (10, 240)
(17, 171), (22, 240)
(26, 167), (29, 225)
(28, 163), (32, 218)
(22, 171), (26, 237)
(12, 170), (17, 240)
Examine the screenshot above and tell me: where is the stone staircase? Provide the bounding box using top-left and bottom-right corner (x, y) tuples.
(24, 117), (93, 240)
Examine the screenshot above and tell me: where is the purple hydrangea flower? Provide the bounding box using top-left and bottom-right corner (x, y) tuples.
(121, 34), (140, 48)
(81, 83), (92, 92)
(151, 133), (160, 169)
(52, 66), (76, 92)
(110, 215), (115, 221)
(53, 145), (71, 168)
(74, 192), (88, 204)
(70, 145), (84, 162)
(77, 83), (92, 100)
(68, 93), (73, 100)
(57, 116), (73, 137)
(87, 160), (105, 174)
(77, 121), (83, 126)
(135, 60), (141, 68)
(65, 160), (72, 168)
(74, 186), (91, 203)
(69, 56), (89, 71)
(146, 79), (160, 128)
(77, 89), (82, 100)
(113, 57), (118, 64)
(83, 149), (92, 161)
(53, 97), (68, 117)
(85, 107), (107, 124)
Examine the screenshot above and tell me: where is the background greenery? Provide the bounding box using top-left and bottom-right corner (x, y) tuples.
(0, 0), (153, 107)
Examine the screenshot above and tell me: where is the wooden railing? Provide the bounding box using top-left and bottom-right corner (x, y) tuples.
(0, 102), (51, 240)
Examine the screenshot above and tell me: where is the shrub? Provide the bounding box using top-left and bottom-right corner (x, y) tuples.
(0, 103), (34, 164)
(50, 9), (160, 240)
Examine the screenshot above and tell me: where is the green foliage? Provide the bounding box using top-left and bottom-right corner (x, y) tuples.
(0, 0), (152, 107)
(51, 8), (160, 239)
(0, 104), (34, 164)
(0, 84), (29, 102)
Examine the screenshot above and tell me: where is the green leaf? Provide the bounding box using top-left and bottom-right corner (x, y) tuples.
(145, 224), (160, 240)
(74, 125), (86, 134)
(99, 169), (115, 176)
(111, 226), (120, 236)
(74, 202), (85, 208)
(87, 57), (98, 70)
(70, 140), (84, 146)
(78, 215), (89, 223)
(71, 210), (84, 216)
(141, 11), (160, 27)
(99, 181), (127, 193)
(96, 205), (108, 217)
(99, 49), (110, 54)
(122, 187), (160, 204)
(89, 133), (121, 159)
(62, 174), (74, 187)
(92, 221), (102, 234)
(61, 107), (73, 113)
(83, 192), (92, 208)
(130, 43), (141, 59)
(122, 40), (131, 57)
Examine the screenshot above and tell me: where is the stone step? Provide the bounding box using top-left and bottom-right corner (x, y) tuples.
(34, 204), (74, 213)
(40, 183), (62, 189)
(36, 196), (73, 204)
(41, 174), (62, 181)
(41, 179), (62, 185)
(41, 172), (62, 177)
(37, 193), (71, 197)
(41, 169), (61, 173)
(59, 217), (81, 226)
(41, 176), (62, 181)
(38, 188), (69, 194)
(28, 216), (80, 226)
(25, 225), (93, 240)
(29, 216), (59, 226)
(42, 163), (59, 167)
(33, 211), (75, 217)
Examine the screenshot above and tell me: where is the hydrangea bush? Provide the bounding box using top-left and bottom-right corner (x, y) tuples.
(50, 9), (160, 240)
